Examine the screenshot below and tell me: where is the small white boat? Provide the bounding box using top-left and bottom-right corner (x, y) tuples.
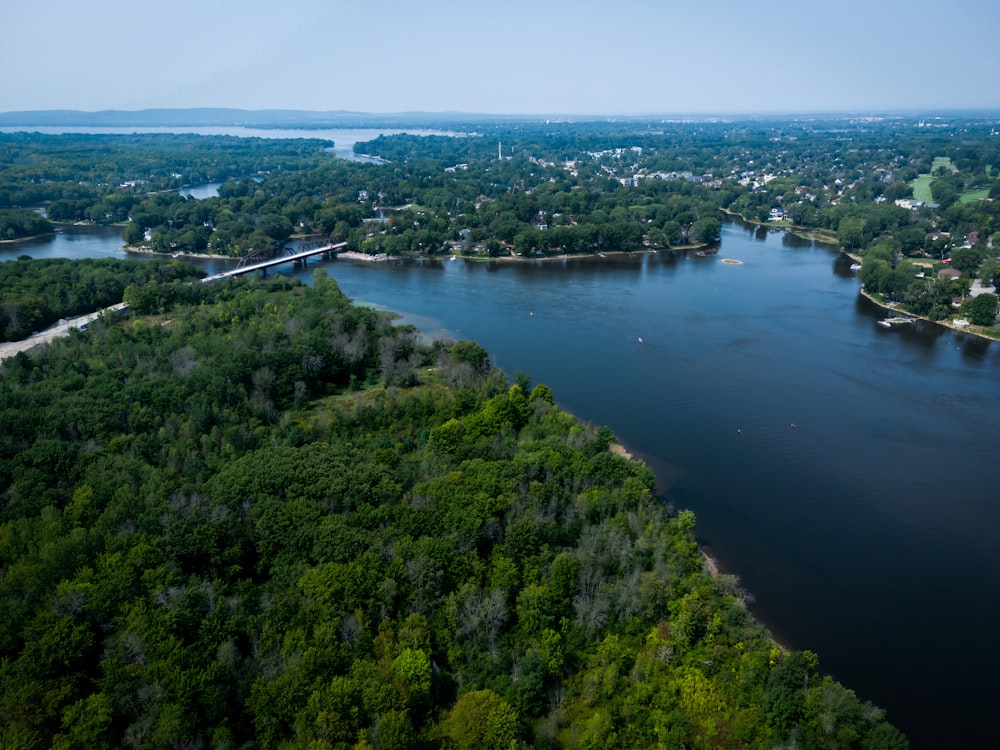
(850, 263), (862, 271)
(877, 319), (892, 328)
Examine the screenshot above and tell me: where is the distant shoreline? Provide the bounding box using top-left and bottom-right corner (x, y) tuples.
(449, 241), (710, 264)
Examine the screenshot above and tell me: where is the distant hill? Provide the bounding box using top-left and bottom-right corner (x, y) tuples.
(0, 108), (541, 129)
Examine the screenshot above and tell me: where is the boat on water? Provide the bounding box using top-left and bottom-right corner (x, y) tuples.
(877, 319), (892, 328)
(850, 263), (862, 271)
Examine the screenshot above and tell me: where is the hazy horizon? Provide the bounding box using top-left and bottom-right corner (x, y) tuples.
(2, 0), (998, 116)
(3, 106), (1000, 119)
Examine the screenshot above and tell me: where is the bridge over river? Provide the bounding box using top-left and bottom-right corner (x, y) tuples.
(201, 241), (347, 283)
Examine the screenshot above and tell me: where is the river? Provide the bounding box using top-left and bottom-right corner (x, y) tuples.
(4, 222), (999, 747)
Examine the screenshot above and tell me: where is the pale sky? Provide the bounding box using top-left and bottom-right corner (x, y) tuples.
(2, 0), (998, 115)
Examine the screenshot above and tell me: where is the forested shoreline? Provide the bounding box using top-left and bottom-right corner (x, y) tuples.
(0, 266), (908, 748)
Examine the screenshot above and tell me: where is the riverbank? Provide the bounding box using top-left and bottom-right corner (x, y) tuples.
(0, 232), (55, 244)
(860, 287), (999, 342)
(609, 438), (779, 639)
(448, 242), (709, 264)
(338, 250), (390, 262)
(124, 244), (232, 260)
(721, 208), (840, 245)
(609, 442), (633, 459)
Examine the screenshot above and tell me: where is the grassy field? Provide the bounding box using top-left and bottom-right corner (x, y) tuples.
(910, 174), (935, 202)
(791, 228), (839, 244)
(908, 157), (990, 204)
(931, 156), (958, 173)
(959, 188), (990, 204)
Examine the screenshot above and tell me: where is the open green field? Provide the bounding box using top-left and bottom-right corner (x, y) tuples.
(959, 188), (990, 204)
(909, 157), (959, 203)
(931, 156), (958, 173)
(910, 174), (935, 202)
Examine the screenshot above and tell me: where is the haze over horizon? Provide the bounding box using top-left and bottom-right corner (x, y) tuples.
(2, 0), (998, 116)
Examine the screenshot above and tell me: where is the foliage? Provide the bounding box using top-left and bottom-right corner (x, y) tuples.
(0, 257), (205, 341)
(0, 267), (906, 748)
(964, 293), (998, 326)
(0, 208), (52, 240)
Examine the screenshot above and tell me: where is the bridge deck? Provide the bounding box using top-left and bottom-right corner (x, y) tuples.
(202, 242), (347, 283)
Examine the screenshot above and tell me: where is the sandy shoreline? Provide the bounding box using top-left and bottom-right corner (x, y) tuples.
(609, 442), (633, 459)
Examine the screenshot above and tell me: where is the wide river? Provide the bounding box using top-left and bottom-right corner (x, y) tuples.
(3, 152), (998, 747)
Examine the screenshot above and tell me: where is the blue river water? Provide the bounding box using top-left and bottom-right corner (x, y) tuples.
(3, 221), (998, 747)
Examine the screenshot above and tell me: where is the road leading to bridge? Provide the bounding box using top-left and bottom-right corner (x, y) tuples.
(0, 303), (129, 362)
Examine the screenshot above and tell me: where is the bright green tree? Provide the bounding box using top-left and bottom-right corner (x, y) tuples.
(965, 293), (998, 326)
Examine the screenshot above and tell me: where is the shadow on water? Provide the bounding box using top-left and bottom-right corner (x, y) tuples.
(781, 232), (814, 249)
(419, 258), (447, 272)
(497, 253), (647, 283)
(727, 214), (760, 235)
(957, 332), (995, 360)
(647, 250), (683, 272)
(832, 253), (860, 279)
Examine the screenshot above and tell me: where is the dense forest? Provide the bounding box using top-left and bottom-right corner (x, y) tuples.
(0, 257), (205, 342)
(0, 264), (908, 748)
